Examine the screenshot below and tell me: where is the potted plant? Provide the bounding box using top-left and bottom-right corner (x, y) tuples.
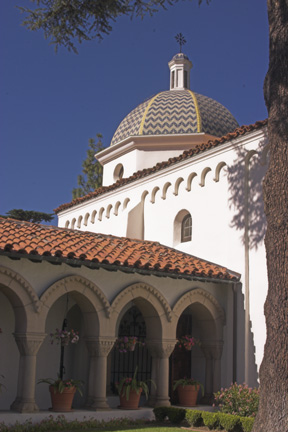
(38, 325), (82, 411)
(176, 335), (200, 351)
(173, 377), (204, 407)
(38, 377), (83, 412)
(50, 328), (79, 346)
(116, 366), (156, 409)
(114, 336), (144, 353)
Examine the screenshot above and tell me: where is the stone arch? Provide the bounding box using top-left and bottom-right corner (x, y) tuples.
(98, 207), (105, 221)
(150, 186), (160, 204)
(0, 266), (40, 332)
(91, 210), (97, 223)
(106, 204), (113, 218)
(162, 182), (172, 200)
(172, 288), (225, 339)
(199, 167), (212, 187)
(77, 215), (83, 229)
(65, 220), (70, 228)
(71, 218), (76, 229)
(123, 198), (130, 210)
(114, 201), (121, 215)
(84, 212), (90, 226)
(260, 144), (270, 166)
(245, 150), (258, 165)
(38, 275), (111, 335)
(214, 162), (227, 182)
(110, 283), (173, 340)
(186, 172), (197, 191)
(141, 190), (149, 202)
(174, 177), (184, 196)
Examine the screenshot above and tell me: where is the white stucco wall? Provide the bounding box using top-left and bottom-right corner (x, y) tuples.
(58, 127), (268, 373)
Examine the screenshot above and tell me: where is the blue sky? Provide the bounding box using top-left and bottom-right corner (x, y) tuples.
(0, 0), (268, 223)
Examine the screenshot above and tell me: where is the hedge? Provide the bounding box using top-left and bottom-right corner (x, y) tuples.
(153, 406), (255, 431)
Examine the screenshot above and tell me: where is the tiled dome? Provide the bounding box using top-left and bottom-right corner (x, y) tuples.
(111, 89), (239, 146)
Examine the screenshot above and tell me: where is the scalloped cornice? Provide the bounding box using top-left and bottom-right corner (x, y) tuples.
(0, 266), (40, 312)
(173, 287), (225, 325)
(39, 275), (111, 317)
(112, 282), (173, 322)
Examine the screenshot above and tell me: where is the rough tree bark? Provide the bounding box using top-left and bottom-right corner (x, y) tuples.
(252, 1), (288, 431)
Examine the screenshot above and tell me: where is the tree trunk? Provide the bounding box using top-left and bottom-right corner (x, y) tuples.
(253, 1), (288, 431)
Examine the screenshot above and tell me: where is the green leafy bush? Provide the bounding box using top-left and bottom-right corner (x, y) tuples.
(153, 406), (168, 421)
(185, 409), (204, 427)
(214, 383), (259, 417)
(202, 412), (221, 430)
(166, 407), (186, 424)
(218, 413), (242, 431)
(241, 416), (255, 432)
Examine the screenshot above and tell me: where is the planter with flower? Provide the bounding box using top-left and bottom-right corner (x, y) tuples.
(38, 326), (82, 412)
(176, 335), (200, 351)
(38, 377), (83, 412)
(116, 366), (156, 409)
(173, 377), (204, 407)
(114, 336), (144, 353)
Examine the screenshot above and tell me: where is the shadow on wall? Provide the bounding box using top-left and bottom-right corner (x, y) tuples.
(228, 137), (268, 250)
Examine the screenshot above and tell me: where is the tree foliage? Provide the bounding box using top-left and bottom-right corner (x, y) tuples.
(18, 0), (208, 53)
(72, 133), (104, 199)
(1, 209), (54, 223)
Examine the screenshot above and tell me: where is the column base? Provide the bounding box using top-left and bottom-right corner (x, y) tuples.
(154, 397), (171, 407)
(86, 397), (110, 410)
(10, 397), (39, 413)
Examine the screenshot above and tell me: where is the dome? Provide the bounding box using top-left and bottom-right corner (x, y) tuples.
(111, 89), (239, 146)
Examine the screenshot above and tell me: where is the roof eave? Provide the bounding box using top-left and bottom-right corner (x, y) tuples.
(0, 250), (240, 284)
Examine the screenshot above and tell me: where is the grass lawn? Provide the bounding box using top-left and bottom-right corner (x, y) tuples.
(47, 429), (193, 432)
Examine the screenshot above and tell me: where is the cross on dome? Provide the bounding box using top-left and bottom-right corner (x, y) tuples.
(175, 33), (186, 53)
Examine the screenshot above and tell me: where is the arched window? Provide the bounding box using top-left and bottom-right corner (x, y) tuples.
(174, 210), (192, 246)
(114, 163), (124, 182)
(181, 214), (192, 242)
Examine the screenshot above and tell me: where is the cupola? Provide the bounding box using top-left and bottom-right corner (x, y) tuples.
(168, 52), (193, 90)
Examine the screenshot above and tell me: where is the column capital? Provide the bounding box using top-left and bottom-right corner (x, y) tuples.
(13, 333), (46, 356)
(84, 337), (115, 357)
(146, 339), (177, 358)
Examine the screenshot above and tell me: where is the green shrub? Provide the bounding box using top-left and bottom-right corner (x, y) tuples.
(202, 412), (221, 430)
(166, 407), (186, 424)
(218, 413), (242, 432)
(214, 383), (259, 417)
(185, 409), (204, 427)
(153, 406), (168, 422)
(241, 416), (255, 432)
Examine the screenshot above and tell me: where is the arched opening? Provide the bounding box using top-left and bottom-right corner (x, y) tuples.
(109, 305), (152, 401)
(36, 294), (91, 409)
(113, 163), (124, 182)
(174, 209), (192, 245)
(172, 290), (225, 404)
(0, 289), (20, 410)
(181, 213), (192, 242)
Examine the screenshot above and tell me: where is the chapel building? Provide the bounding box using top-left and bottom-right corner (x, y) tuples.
(0, 51), (268, 412)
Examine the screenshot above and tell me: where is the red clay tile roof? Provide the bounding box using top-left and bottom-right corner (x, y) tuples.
(55, 120), (267, 214)
(0, 218), (240, 282)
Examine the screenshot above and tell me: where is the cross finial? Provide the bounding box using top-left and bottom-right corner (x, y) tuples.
(175, 33), (186, 53)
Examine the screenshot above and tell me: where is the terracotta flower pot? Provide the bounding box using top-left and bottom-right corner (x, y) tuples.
(177, 384), (199, 407)
(49, 385), (76, 412)
(119, 388), (142, 409)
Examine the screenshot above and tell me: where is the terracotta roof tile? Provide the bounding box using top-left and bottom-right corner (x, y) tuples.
(54, 120), (267, 214)
(0, 218), (239, 282)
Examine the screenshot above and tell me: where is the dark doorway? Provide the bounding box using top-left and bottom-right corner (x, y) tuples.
(169, 313), (192, 403)
(110, 306), (152, 394)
